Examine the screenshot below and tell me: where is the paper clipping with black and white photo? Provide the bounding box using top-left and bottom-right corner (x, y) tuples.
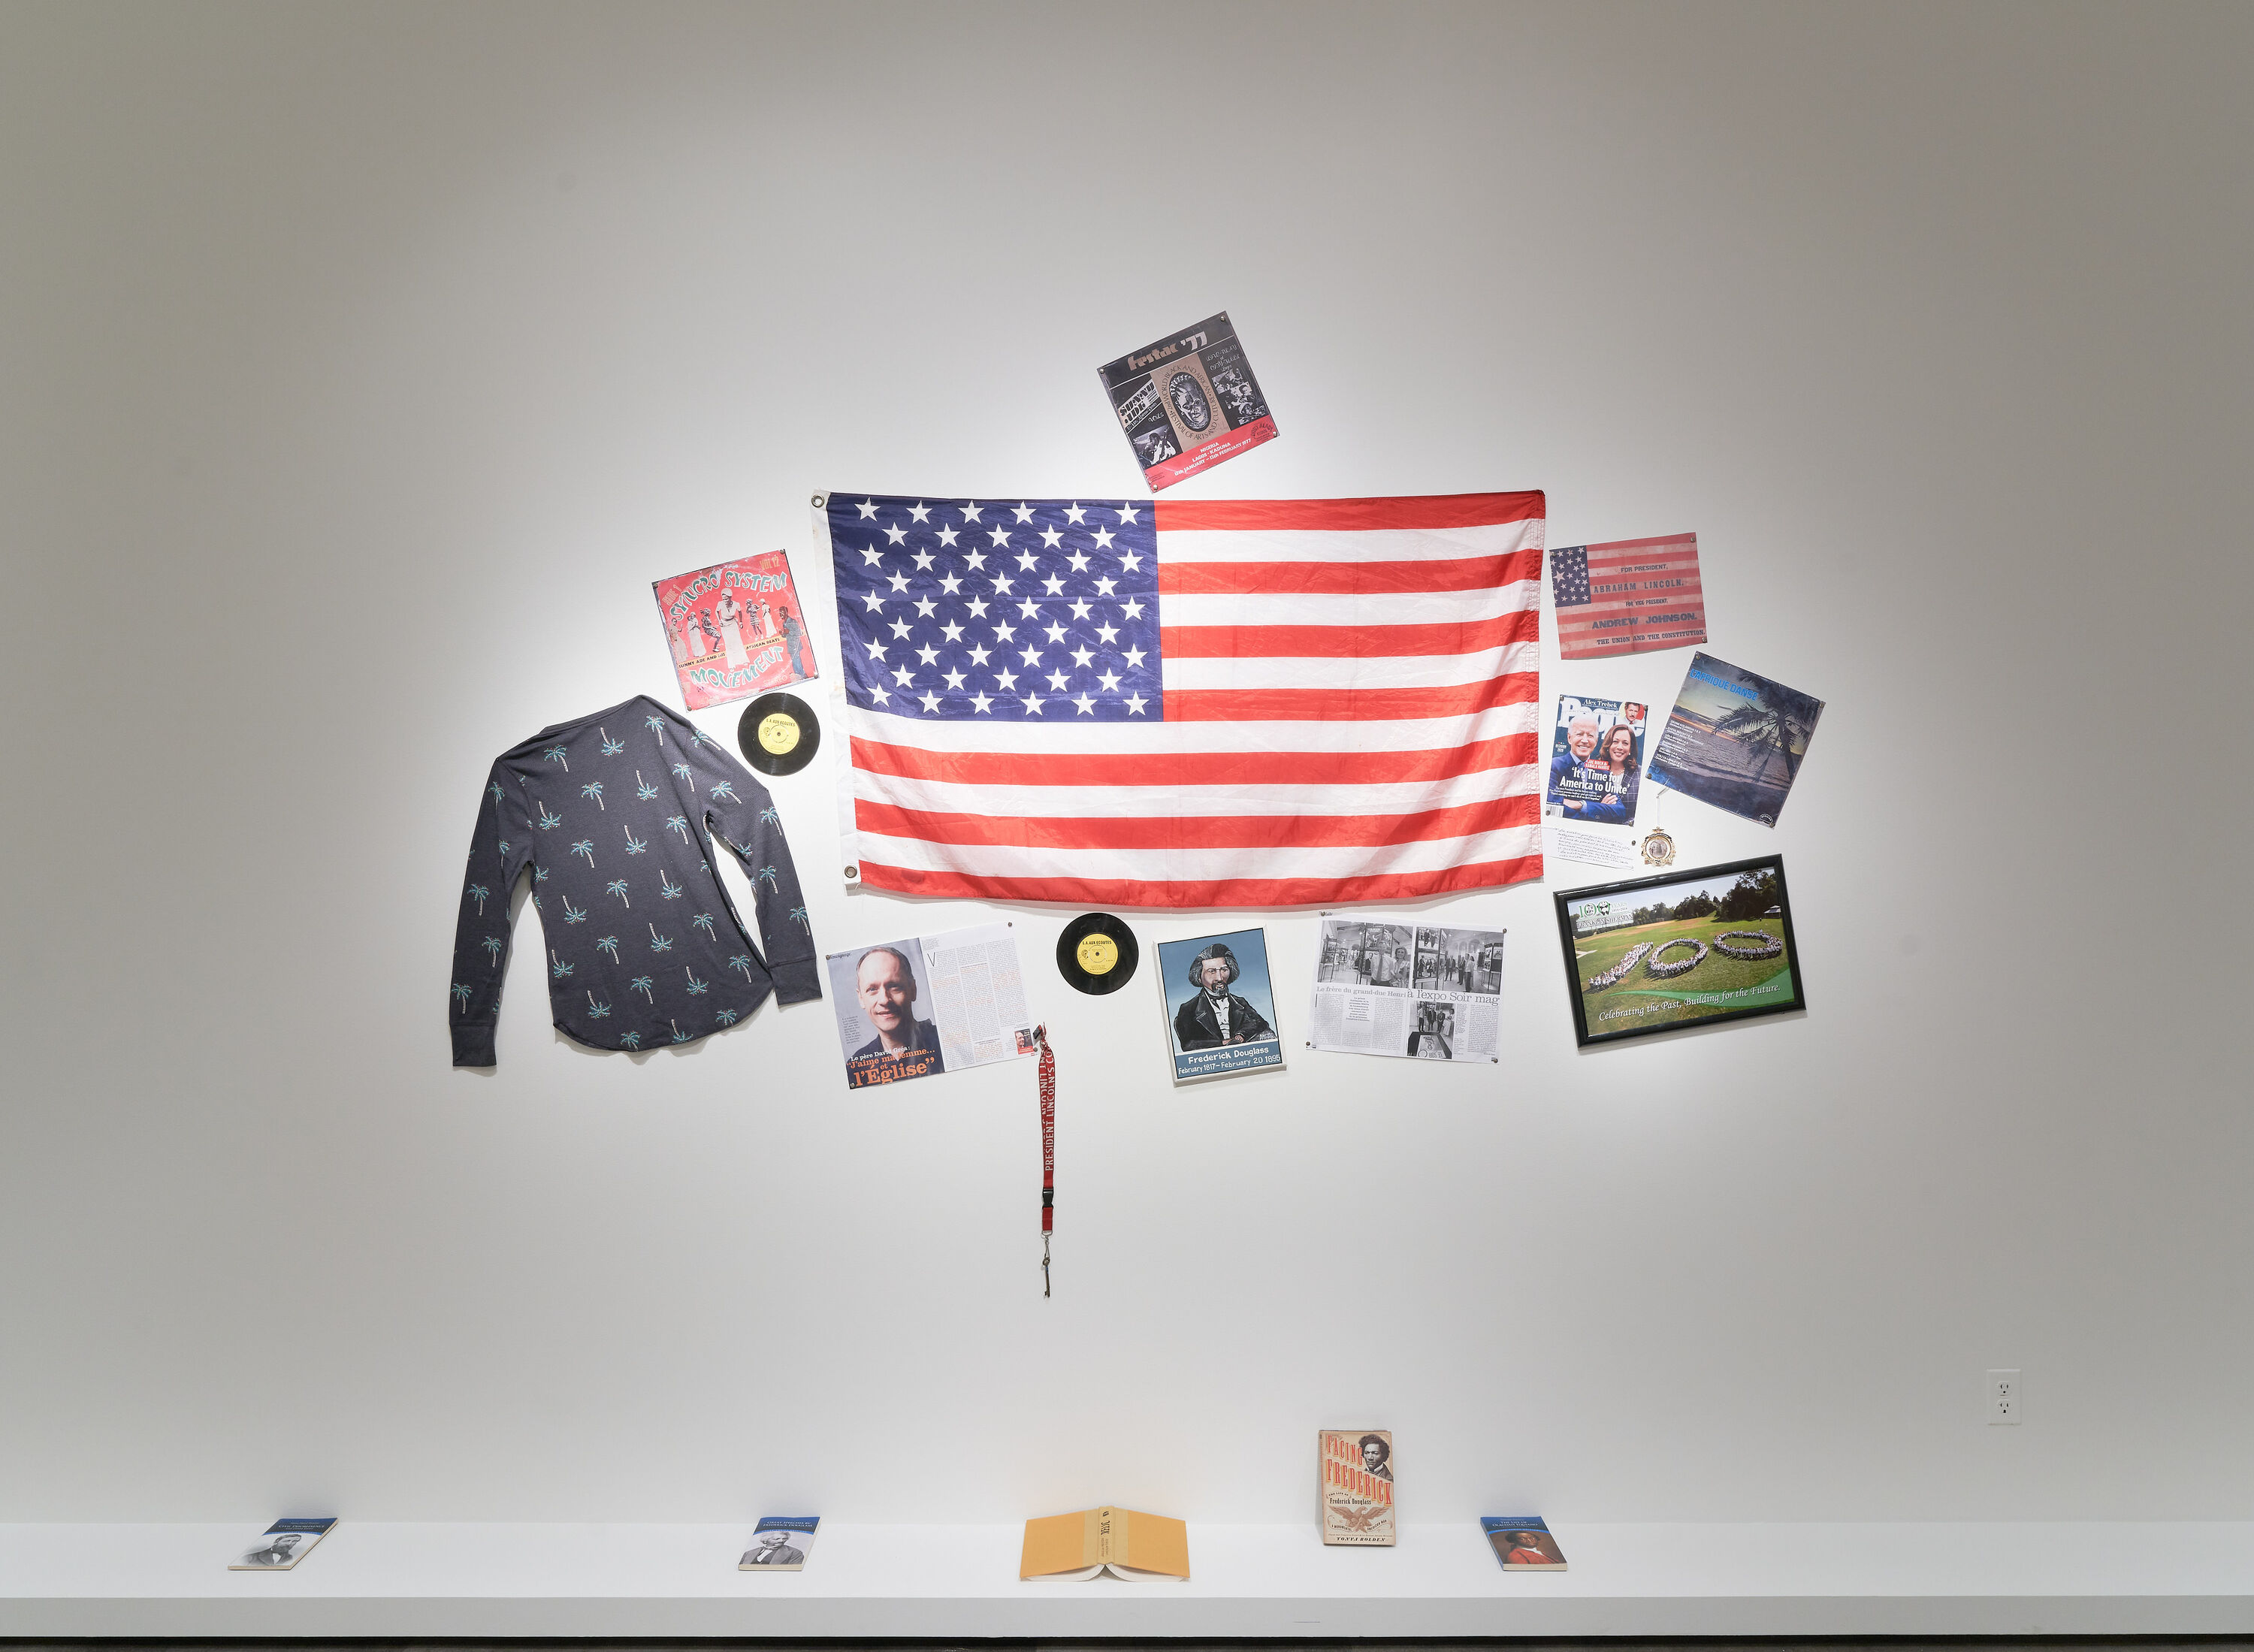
(1309, 918), (1505, 1063)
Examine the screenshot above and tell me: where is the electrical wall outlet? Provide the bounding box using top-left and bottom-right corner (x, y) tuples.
(1987, 1368), (2022, 1424)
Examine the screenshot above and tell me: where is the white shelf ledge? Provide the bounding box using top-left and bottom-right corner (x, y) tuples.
(6, 1521), (2254, 1638)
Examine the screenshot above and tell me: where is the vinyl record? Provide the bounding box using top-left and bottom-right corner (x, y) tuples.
(1056, 911), (1139, 995)
(737, 692), (820, 776)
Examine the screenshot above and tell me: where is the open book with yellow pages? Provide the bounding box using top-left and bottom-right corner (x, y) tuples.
(1020, 1506), (1189, 1581)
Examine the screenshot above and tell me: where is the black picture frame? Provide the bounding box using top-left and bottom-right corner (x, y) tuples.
(1553, 854), (1806, 1047)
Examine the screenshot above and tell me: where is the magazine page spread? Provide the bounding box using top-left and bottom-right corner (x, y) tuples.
(1310, 918), (1504, 1062)
(826, 923), (1035, 1088)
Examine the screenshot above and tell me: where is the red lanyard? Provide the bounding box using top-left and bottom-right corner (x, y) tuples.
(1035, 1024), (1054, 1297)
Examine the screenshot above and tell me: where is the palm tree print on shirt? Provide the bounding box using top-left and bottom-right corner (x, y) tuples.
(648, 923), (672, 953)
(669, 1019), (690, 1043)
(550, 950), (573, 980)
(684, 968), (709, 996)
(451, 982), (472, 1010)
(636, 771), (660, 801)
(727, 953), (754, 980)
(690, 729), (715, 749)
(709, 781), (739, 805)
(629, 975), (655, 1003)
(586, 991), (612, 1019)
(581, 781), (605, 811)
(536, 802), (563, 831)
(623, 826), (648, 856)
(596, 935), (621, 962)
(620, 1030), (642, 1049)
(489, 781), (505, 805)
(467, 882), (490, 914)
(606, 879), (630, 907)
(542, 744), (570, 773)
(760, 806), (780, 828)
(645, 714), (665, 743)
(571, 838), (596, 865)
(659, 872), (683, 900)
(481, 935), (503, 966)
(756, 865), (780, 892)
(690, 913), (716, 939)
(670, 761), (694, 787)
(715, 1006), (740, 1025)
(600, 727), (625, 757)
(560, 896), (587, 924)
(789, 905), (810, 932)
(665, 814), (691, 843)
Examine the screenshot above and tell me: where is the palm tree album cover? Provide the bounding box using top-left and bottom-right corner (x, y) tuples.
(1645, 653), (1825, 827)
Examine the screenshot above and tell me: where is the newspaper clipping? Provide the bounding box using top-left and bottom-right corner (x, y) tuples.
(825, 923), (1035, 1089)
(1310, 917), (1505, 1063)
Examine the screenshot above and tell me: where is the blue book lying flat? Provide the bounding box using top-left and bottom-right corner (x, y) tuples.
(1481, 1515), (1567, 1571)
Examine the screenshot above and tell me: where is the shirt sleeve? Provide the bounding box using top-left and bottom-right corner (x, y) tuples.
(450, 762), (533, 1066)
(678, 723), (822, 1004)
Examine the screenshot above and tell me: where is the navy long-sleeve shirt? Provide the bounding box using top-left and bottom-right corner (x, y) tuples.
(449, 696), (820, 1065)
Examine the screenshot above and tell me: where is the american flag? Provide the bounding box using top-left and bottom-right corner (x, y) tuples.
(1548, 533), (1707, 660)
(822, 491), (1546, 908)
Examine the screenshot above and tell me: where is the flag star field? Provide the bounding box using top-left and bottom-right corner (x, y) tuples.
(831, 497), (1162, 722)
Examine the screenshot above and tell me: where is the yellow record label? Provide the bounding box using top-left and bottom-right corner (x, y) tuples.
(757, 713), (801, 756)
(1075, 934), (1119, 975)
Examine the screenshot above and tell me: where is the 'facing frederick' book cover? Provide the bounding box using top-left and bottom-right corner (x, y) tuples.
(1318, 1429), (1395, 1546)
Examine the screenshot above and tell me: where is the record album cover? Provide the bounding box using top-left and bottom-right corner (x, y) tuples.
(652, 551), (818, 711)
(1098, 312), (1277, 491)
(1645, 653), (1823, 827)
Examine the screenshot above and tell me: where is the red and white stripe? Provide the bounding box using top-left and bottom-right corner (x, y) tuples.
(838, 492), (1545, 908)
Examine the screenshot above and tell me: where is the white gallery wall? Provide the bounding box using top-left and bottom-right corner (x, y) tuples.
(4, 0), (2250, 1528)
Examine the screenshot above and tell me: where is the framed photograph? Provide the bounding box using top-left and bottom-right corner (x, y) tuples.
(1154, 926), (1286, 1083)
(1555, 855), (1805, 1046)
